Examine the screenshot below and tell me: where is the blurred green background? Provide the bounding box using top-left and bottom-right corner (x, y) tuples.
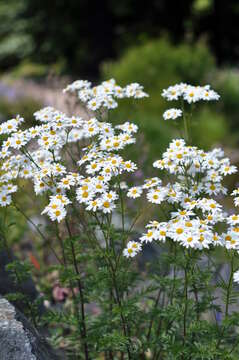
(0, 0), (239, 167)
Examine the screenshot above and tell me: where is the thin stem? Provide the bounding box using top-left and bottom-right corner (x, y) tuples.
(215, 252), (235, 352)
(183, 255), (189, 346)
(118, 181), (125, 235)
(146, 289), (161, 343)
(181, 99), (189, 143)
(152, 293), (166, 360)
(13, 202), (62, 264)
(183, 269), (188, 343)
(225, 253), (234, 318)
(170, 242), (177, 305)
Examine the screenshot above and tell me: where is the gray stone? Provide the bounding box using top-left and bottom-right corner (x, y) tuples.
(0, 297), (61, 360)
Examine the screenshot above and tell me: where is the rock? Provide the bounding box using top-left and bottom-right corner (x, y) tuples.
(0, 297), (61, 360)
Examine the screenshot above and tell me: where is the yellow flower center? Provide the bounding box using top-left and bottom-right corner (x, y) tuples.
(176, 228), (183, 234)
(103, 201), (110, 208)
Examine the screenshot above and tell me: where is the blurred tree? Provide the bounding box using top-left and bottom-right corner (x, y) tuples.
(193, 0), (239, 65)
(0, 0), (33, 68)
(1, 0), (239, 76)
(0, 0), (192, 76)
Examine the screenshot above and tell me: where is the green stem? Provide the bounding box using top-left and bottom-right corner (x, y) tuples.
(182, 251), (190, 352)
(183, 267), (188, 342)
(181, 100), (189, 143)
(13, 202), (62, 264)
(225, 253), (234, 318)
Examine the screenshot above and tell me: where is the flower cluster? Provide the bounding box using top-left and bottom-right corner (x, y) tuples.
(63, 78), (148, 110)
(0, 80), (146, 223)
(162, 83), (220, 103)
(124, 138), (238, 255)
(75, 120), (138, 214)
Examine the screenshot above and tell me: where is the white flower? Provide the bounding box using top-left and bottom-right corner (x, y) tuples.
(183, 86), (201, 103)
(220, 164), (237, 175)
(223, 232), (239, 250)
(162, 85), (181, 101)
(140, 229), (158, 243)
(98, 199), (116, 214)
(42, 201), (67, 223)
(123, 241), (142, 258)
(123, 247), (137, 258)
(86, 199), (100, 212)
(163, 108), (182, 120)
(147, 187), (167, 204)
(127, 186), (143, 198)
(88, 98), (101, 111)
(0, 193), (12, 207)
(228, 214), (239, 226)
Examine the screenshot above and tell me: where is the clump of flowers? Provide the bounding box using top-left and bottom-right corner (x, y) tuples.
(125, 138), (237, 252)
(63, 78), (148, 110)
(124, 83), (235, 256)
(162, 83), (220, 103)
(0, 82), (147, 223)
(1, 78), (239, 359)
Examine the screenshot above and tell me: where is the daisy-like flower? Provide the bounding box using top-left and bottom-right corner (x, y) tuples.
(98, 198), (116, 214)
(183, 86), (201, 103)
(0, 193), (12, 207)
(88, 98), (101, 111)
(147, 187), (167, 204)
(42, 200), (67, 223)
(162, 85), (181, 101)
(123, 241), (142, 258)
(227, 214), (239, 226)
(223, 232), (239, 250)
(211, 232), (224, 247)
(127, 186), (143, 198)
(140, 229), (158, 243)
(143, 177), (162, 189)
(170, 209), (194, 220)
(180, 235), (199, 249)
(163, 108), (182, 120)
(86, 199), (100, 212)
(123, 247), (136, 258)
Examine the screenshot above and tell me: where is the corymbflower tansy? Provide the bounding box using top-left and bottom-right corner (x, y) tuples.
(0, 79), (147, 223)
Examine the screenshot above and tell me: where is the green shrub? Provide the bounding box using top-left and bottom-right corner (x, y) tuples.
(215, 69), (239, 138)
(102, 38), (215, 89)
(0, 96), (42, 127)
(102, 38), (229, 169)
